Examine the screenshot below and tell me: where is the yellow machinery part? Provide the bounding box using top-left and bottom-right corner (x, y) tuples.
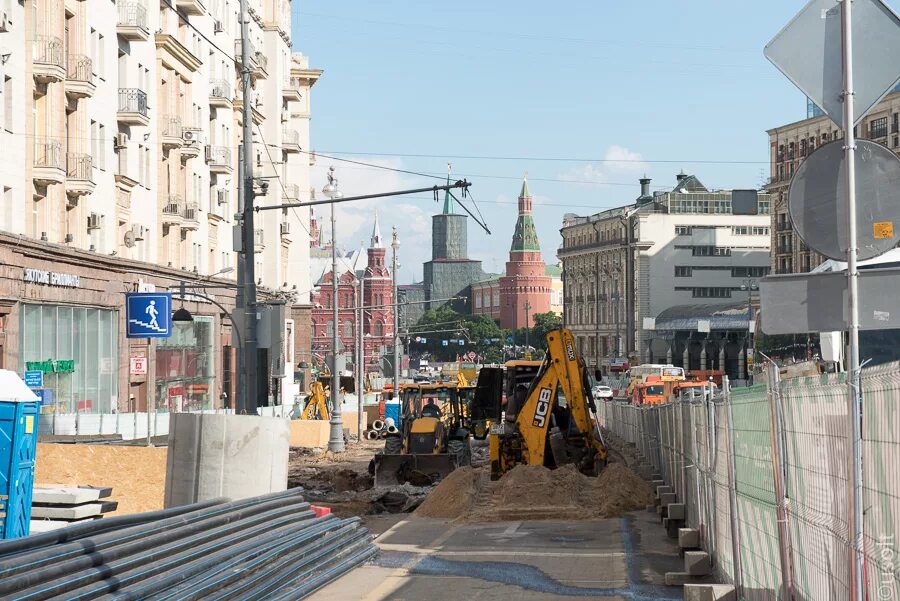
(301, 381), (329, 420)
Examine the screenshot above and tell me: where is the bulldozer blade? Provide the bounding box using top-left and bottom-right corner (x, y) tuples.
(373, 453), (459, 488)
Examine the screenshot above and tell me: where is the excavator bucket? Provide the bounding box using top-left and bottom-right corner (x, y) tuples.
(373, 453), (459, 488)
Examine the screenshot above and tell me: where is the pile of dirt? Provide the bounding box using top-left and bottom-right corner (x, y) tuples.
(414, 462), (652, 522)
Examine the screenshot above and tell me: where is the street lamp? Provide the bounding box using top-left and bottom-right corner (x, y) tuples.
(740, 279), (758, 383)
(323, 166), (345, 452)
(391, 227), (401, 398)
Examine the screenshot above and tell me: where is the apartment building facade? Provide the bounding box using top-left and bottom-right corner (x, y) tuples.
(0, 0), (319, 411)
(558, 175), (771, 380)
(766, 90), (900, 274)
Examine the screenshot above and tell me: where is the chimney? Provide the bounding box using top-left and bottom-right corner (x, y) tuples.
(639, 177), (651, 198)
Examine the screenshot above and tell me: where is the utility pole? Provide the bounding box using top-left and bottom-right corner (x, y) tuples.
(237, 0), (258, 414)
(324, 167), (344, 452)
(841, 2), (864, 598)
(356, 274), (365, 439)
(391, 228), (400, 397)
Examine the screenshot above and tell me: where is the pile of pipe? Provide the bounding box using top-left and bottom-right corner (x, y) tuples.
(0, 488), (375, 600)
(365, 417), (399, 440)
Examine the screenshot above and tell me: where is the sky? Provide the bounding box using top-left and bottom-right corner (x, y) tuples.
(290, 1), (892, 284)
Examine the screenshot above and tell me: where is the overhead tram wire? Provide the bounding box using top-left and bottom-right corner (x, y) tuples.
(314, 150), (769, 165)
(255, 124), (314, 240)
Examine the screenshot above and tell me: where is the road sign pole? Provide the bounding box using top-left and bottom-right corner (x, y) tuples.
(841, 2), (865, 600)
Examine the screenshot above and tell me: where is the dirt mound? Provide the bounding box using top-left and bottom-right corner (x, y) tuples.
(414, 467), (479, 518)
(414, 462), (652, 522)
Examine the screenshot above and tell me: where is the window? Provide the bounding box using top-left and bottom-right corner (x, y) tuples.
(692, 246), (731, 257)
(870, 116), (888, 139)
(474, 294), (482, 309)
(374, 322), (383, 337)
(731, 266), (770, 278)
(343, 321), (353, 338)
(90, 120), (98, 166)
(674, 266), (691, 277)
(2, 76), (11, 132)
(98, 124), (106, 170)
(691, 287), (732, 298)
(732, 226), (748, 236)
(98, 34), (105, 79)
(675, 226), (692, 236)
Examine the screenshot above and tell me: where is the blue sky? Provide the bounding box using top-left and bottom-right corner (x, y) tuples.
(291, 1), (882, 284)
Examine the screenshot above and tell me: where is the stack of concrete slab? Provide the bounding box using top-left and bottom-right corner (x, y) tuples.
(30, 485), (117, 532)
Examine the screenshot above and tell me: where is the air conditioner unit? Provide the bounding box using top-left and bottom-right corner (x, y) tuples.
(114, 133), (129, 149)
(131, 223), (145, 241)
(87, 213), (101, 230)
(214, 19), (223, 33)
(280, 222), (290, 235)
(216, 189), (227, 205)
(182, 129), (197, 144)
(0, 12), (10, 33)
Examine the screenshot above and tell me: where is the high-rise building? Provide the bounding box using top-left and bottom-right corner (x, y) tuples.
(0, 0), (318, 410)
(422, 180), (484, 312)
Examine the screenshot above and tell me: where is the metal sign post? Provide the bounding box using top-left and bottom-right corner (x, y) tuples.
(840, 3), (865, 598)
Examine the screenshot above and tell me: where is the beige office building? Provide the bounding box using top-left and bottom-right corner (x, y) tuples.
(0, 0), (319, 410)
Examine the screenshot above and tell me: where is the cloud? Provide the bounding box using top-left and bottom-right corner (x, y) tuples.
(310, 158), (436, 282)
(560, 145), (649, 184)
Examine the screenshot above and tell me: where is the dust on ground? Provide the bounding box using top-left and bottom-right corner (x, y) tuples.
(35, 443), (168, 515)
(415, 462), (653, 522)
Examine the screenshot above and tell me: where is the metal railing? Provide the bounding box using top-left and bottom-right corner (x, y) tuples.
(181, 201), (199, 221)
(254, 52), (268, 72)
(209, 78), (231, 100)
(283, 183), (300, 200)
(161, 115), (183, 138)
(66, 54), (93, 83)
(66, 153), (93, 181)
(118, 88), (148, 117)
(34, 138), (63, 169)
(282, 129), (299, 146)
(163, 194), (184, 216)
(205, 145), (231, 166)
(33, 36), (64, 68)
(117, 2), (148, 30)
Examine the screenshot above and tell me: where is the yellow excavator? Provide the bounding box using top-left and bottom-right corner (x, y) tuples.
(296, 381), (330, 420)
(481, 328), (608, 480)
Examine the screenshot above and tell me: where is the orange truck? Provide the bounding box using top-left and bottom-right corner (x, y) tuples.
(633, 376), (717, 406)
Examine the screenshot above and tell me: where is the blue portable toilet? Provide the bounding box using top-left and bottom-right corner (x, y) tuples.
(0, 370), (40, 539)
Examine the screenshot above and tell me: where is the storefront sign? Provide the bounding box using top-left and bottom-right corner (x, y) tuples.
(23, 268), (81, 288)
(24, 370), (44, 388)
(25, 359), (75, 374)
(130, 355), (148, 376)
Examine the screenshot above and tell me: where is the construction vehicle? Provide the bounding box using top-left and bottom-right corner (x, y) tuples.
(373, 382), (473, 487)
(482, 328), (608, 481)
(291, 381), (330, 420)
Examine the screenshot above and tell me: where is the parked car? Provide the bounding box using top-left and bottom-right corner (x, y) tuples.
(592, 385), (613, 400)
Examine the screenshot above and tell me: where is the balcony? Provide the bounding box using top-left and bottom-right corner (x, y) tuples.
(162, 195), (183, 226)
(282, 76), (303, 102)
(117, 2), (150, 40)
(176, 0), (205, 16)
(65, 55), (95, 99)
(33, 139), (64, 186)
(155, 33), (202, 73)
(205, 145), (232, 174)
(254, 228), (265, 251)
(118, 88), (149, 126)
(283, 183), (300, 201)
(282, 129), (300, 153)
(33, 36), (65, 83)
(181, 127), (203, 159)
(234, 39), (268, 78)
(160, 115), (183, 150)
(209, 79), (232, 107)
(308, 150), (316, 166)
(181, 202), (199, 229)
(65, 153), (95, 197)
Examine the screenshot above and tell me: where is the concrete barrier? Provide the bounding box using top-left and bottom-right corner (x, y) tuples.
(164, 413), (290, 507)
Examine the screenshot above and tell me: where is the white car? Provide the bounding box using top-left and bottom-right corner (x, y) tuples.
(592, 385), (614, 400)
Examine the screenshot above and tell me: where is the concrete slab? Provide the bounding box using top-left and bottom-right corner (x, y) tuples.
(684, 583), (737, 601)
(32, 486), (101, 504)
(679, 528), (700, 549)
(31, 503), (103, 519)
(685, 551), (712, 576)
(656, 485), (673, 499)
(667, 503), (685, 520)
(660, 492), (677, 506)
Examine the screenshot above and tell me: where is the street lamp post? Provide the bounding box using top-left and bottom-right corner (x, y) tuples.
(391, 228), (400, 398)
(323, 166), (345, 453)
(740, 278), (758, 383)
(523, 300), (532, 357)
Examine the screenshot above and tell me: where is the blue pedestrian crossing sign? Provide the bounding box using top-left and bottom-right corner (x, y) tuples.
(126, 293), (173, 338)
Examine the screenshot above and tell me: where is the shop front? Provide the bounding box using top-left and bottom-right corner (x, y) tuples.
(155, 315), (216, 411)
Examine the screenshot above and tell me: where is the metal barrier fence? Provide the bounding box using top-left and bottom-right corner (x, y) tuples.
(597, 360), (900, 601)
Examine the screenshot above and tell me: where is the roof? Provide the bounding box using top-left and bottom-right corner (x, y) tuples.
(810, 248), (900, 273)
(672, 174), (709, 193)
(370, 209), (383, 248)
(519, 175), (530, 199)
(654, 302), (750, 331)
(545, 264), (562, 278)
(442, 174), (455, 214)
(309, 243), (368, 285)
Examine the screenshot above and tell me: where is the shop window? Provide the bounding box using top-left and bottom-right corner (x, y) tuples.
(156, 316), (215, 411)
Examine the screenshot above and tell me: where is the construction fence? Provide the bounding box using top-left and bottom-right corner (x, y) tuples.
(597, 360), (900, 601)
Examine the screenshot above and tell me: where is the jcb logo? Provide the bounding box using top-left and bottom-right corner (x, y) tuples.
(566, 343), (575, 361)
(532, 387), (552, 428)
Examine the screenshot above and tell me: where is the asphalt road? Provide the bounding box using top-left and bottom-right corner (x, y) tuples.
(309, 509), (683, 601)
